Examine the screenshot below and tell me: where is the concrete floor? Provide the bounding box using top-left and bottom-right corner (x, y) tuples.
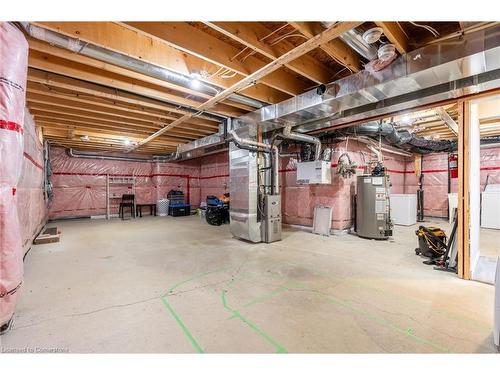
(1, 216), (497, 353)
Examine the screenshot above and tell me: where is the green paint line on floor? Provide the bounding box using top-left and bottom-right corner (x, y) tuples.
(160, 296), (204, 353)
(166, 265), (233, 294)
(292, 262), (490, 332)
(222, 289), (288, 353)
(159, 265), (234, 353)
(287, 279), (451, 353)
(241, 284), (290, 309)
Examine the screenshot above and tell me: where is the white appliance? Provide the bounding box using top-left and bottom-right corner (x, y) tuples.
(481, 189), (500, 229)
(390, 194), (417, 226)
(296, 161), (331, 184)
(448, 193), (458, 223)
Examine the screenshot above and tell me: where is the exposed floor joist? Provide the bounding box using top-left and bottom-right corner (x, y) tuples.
(288, 22), (361, 72)
(132, 21), (362, 149)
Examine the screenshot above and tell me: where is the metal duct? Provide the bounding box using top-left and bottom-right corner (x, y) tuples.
(21, 23), (266, 114)
(239, 26), (500, 136)
(67, 148), (179, 162)
(338, 28), (378, 61)
(229, 121), (262, 242)
(281, 125), (322, 160)
(229, 129), (279, 196)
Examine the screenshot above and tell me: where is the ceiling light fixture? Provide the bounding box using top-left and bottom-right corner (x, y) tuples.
(123, 139), (131, 146)
(377, 43), (396, 61)
(362, 27), (383, 44)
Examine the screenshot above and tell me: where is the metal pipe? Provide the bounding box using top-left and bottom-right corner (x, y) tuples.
(229, 129), (279, 195)
(338, 28), (378, 61)
(282, 125), (322, 160)
(21, 23), (266, 113)
(67, 148), (178, 162)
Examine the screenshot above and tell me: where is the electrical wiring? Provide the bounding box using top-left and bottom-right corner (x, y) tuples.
(258, 23), (289, 42)
(409, 22), (440, 38)
(268, 33), (309, 46)
(220, 70), (237, 79)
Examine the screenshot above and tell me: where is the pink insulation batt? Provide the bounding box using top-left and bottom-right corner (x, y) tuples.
(49, 149), (229, 219)
(0, 23), (29, 327)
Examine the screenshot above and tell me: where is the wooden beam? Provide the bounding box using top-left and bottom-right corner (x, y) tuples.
(204, 22), (336, 83)
(288, 22), (361, 72)
(122, 22), (314, 95)
(375, 22), (409, 54)
(33, 22), (291, 104)
(133, 21), (362, 149)
(457, 100), (471, 279)
(435, 107), (459, 136)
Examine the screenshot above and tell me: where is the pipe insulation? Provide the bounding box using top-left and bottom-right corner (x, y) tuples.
(20, 23), (266, 114)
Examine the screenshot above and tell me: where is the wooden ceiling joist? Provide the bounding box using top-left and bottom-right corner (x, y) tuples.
(28, 49), (246, 118)
(203, 22), (337, 84)
(27, 69), (222, 122)
(32, 112), (196, 141)
(374, 22), (409, 54)
(27, 95), (216, 134)
(132, 21), (362, 149)
(288, 22), (361, 72)
(122, 22), (314, 95)
(26, 81), (219, 129)
(33, 21), (290, 105)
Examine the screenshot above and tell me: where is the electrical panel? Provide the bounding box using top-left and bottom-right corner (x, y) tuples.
(296, 161), (331, 184)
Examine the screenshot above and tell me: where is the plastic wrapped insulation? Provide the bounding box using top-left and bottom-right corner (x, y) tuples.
(0, 22), (29, 329)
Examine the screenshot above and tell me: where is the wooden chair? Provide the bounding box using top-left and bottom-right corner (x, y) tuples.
(119, 194), (135, 220)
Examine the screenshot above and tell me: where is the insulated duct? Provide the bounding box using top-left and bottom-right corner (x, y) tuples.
(326, 121), (457, 154)
(19, 23), (266, 115)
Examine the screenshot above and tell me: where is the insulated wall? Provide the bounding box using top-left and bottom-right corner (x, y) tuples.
(0, 22), (29, 327)
(49, 149), (228, 219)
(18, 109), (46, 252)
(199, 152), (230, 204)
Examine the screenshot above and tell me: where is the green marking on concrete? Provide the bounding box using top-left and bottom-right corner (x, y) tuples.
(289, 261), (490, 332)
(167, 265), (233, 294)
(160, 265), (233, 353)
(256, 277), (451, 353)
(242, 284), (290, 308)
(160, 296), (204, 353)
(222, 289), (288, 353)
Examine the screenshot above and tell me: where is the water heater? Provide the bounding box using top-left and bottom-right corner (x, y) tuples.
(356, 174), (393, 240)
